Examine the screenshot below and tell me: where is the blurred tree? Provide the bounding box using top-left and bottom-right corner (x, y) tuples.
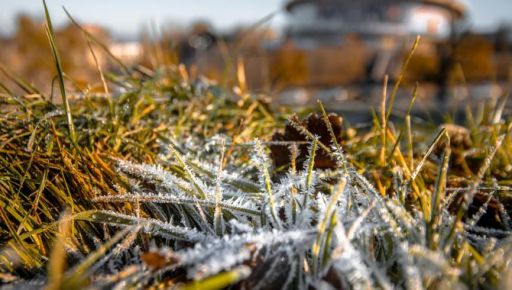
(0, 15), (112, 95)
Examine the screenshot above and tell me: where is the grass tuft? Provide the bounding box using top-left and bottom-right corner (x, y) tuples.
(0, 7), (511, 290)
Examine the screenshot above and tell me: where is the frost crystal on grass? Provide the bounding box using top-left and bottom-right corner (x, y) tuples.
(76, 136), (512, 289)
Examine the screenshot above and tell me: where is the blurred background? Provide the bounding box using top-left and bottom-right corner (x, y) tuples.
(1, 0), (512, 114)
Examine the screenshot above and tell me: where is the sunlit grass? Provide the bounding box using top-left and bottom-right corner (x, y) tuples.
(0, 3), (511, 289)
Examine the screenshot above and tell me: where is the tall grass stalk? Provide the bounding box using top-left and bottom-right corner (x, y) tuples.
(385, 36), (421, 122)
(43, 0), (76, 143)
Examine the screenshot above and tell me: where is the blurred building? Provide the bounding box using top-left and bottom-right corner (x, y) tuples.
(285, 0), (465, 42)
(268, 0), (468, 87)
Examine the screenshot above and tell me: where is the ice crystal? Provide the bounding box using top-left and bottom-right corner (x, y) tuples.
(72, 135), (512, 289)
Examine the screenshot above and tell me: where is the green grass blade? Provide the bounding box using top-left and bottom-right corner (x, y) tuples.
(43, 0), (76, 143)
(428, 135), (451, 250)
(312, 178), (346, 276)
(255, 139), (281, 228)
(302, 138), (317, 210)
(385, 36), (421, 122)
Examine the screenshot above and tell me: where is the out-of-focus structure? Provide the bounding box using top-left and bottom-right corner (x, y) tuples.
(272, 0), (468, 87)
(1, 0), (511, 101)
(178, 0), (475, 90)
(285, 0), (465, 39)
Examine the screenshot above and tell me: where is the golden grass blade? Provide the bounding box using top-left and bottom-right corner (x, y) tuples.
(380, 75), (389, 166)
(45, 211), (72, 290)
(236, 57), (247, 95)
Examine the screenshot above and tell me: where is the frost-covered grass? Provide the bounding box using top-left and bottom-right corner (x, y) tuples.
(0, 4), (512, 289)
(1, 72), (511, 288)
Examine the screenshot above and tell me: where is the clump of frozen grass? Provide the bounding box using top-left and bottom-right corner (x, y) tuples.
(79, 132), (512, 289)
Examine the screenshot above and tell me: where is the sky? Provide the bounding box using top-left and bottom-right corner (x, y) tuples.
(1, 0), (511, 39)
